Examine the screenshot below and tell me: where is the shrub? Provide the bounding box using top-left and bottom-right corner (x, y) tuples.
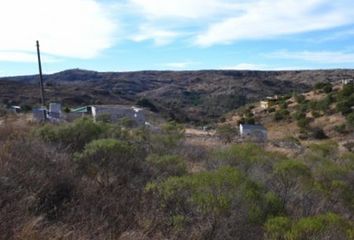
(323, 84), (333, 93)
(151, 121), (185, 154)
(36, 180), (74, 220)
(146, 167), (281, 226)
(147, 154), (187, 178)
(311, 111), (321, 118)
(297, 117), (311, 129)
(36, 118), (107, 151)
(264, 216), (291, 240)
(74, 138), (139, 187)
(211, 143), (277, 173)
(265, 213), (354, 240)
(272, 159), (312, 208)
(216, 124), (237, 144)
(346, 112), (354, 127)
(308, 141), (338, 158)
(311, 127), (328, 139)
(295, 94), (306, 104)
(136, 98), (159, 112)
(290, 213), (354, 240)
(274, 109), (289, 121)
(0, 105), (7, 117)
(314, 82), (333, 93)
(336, 100), (353, 115)
(268, 108), (276, 113)
(334, 124), (347, 134)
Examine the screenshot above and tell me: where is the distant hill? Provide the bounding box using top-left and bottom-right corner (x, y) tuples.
(1, 69), (353, 123)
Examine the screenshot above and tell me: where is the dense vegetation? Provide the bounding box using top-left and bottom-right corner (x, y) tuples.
(0, 116), (353, 239)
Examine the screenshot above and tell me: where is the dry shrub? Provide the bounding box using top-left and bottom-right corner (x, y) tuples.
(0, 127), (147, 239)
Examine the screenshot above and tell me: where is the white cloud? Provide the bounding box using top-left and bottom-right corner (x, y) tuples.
(221, 63), (268, 70)
(220, 63), (317, 70)
(124, 0), (354, 47)
(269, 50), (354, 63)
(163, 61), (197, 69)
(0, 0), (116, 62)
(0, 51), (59, 63)
(128, 0), (245, 20)
(196, 0), (354, 46)
(131, 25), (180, 46)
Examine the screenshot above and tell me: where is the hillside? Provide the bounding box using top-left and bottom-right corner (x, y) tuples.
(221, 81), (354, 155)
(1, 69), (354, 123)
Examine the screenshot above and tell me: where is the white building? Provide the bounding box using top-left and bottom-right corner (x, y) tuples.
(239, 124), (267, 142)
(48, 103), (61, 119)
(90, 105), (146, 125)
(342, 79), (353, 85)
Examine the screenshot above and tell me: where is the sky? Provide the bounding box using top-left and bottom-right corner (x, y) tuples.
(0, 0), (354, 76)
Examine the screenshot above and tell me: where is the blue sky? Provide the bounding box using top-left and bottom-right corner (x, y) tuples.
(1, 0), (354, 77)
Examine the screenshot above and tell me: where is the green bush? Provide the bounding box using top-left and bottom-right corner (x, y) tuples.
(308, 141), (338, 158)
(336, 100), (353, 115)
(264, 216), (291, 240)
(74, 138), (138, 187)
(216, 124), (237, 143)
(334, 124), (347, 134)
(146, 167), (281, 223)
(265, 213), (354, 240)
(273, 159), (312, 206)
(36, 118), (107, 151)
(151, 121), (185, 154)
(274, 109), (290, 121)
(213, 143), (275, 172)
(297, 117), (311, 129)
(290, 213), (354, 240)
(346, 112), (354, 127)
(147, 154), (187, 177)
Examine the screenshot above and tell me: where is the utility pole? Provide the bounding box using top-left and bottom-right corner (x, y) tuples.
(36, 40), (45, 106)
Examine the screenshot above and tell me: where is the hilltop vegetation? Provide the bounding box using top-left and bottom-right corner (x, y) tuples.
(222, 82), (354, 148)
(0, 115), (353, 239)
(1, 69), (354, 123)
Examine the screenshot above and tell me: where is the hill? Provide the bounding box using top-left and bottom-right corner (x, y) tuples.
(1, 69), (354, 123)
(220, 81), (354, 155)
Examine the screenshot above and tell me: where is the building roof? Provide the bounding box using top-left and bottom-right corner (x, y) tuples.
(240, 124), (267, 131)
(71, 105), (144, 113)
(71, 106), (90, 113)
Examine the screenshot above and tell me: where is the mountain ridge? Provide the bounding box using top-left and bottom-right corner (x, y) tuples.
(1, 68), (354, 123)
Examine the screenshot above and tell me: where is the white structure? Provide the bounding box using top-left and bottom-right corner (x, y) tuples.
(48, 103), (61, 119)
(10, 106), (21, 113)
(239, 124), (267, 142)
(91, 105), (146, 125)
(342, 79), (354, 85)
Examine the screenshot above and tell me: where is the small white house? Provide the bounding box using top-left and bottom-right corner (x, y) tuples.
(239, 124), (267, 142)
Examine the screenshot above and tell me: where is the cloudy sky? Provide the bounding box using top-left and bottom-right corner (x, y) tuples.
(1, 0), (354, 76)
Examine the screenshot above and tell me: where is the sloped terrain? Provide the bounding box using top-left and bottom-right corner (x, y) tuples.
(1, 69), (354, 123)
